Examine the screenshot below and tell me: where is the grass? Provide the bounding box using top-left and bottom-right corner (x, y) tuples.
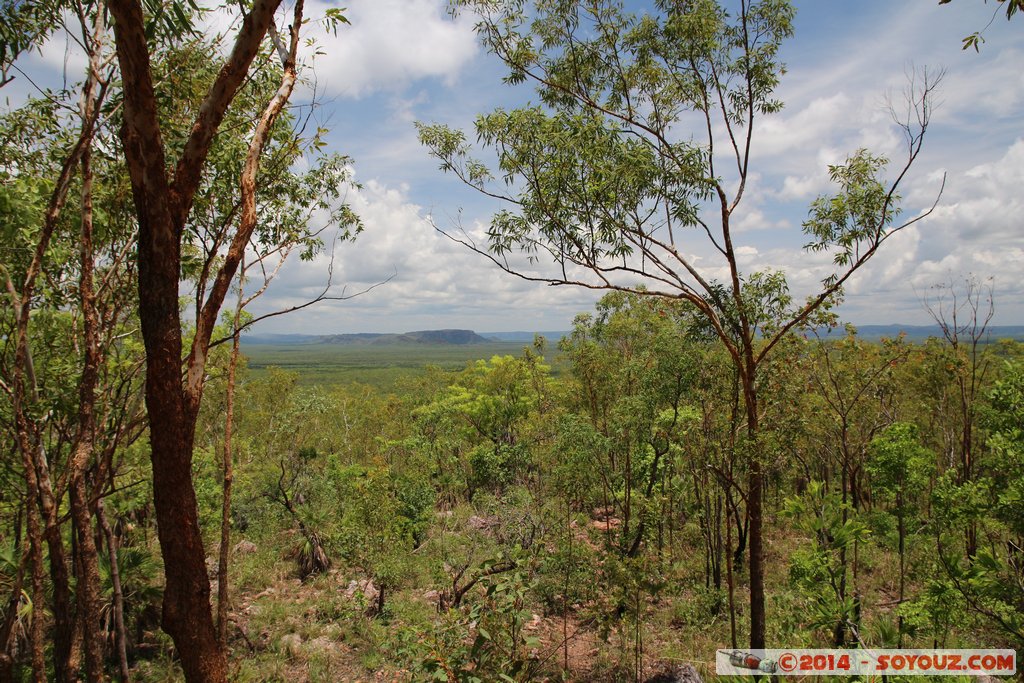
(242, 341), (566, 389)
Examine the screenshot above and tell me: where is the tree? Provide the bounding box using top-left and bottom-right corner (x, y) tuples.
(934, 360), (1024, 649)
(0, 4), (150, 678)
(922, 276), (995, 559)
(867, 422), (933, 646)
(419, 0), (941, 648)
(558, 292), (698, 560)
(106, 0), (338, 677)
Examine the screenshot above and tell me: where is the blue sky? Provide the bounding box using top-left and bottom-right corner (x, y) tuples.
(12, 0), (1024, 333)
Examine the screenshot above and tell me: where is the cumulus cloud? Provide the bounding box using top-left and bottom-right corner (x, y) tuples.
(248, 170), (602, 333)
(741, 138), (1024, 324)
(733, 208), (791, 233)
(19, 0), (477, 101)
(297, 0), (478, 98)
(10, 0), (1024, 332)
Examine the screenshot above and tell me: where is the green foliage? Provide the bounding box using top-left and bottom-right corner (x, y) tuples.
(940, 0), (1023, 50)
(400, 562), (541, 682)
(411, 352), (553, 500)
(421, 0), (795, 269)
(867, 422), (933, 512)
(242, 341), (532, 389)
(557, 292), (699, 553)
(783, 481), (870, 639)
(924, 361), (1024, 647)
(804, 150), (896, 277)
(985, 361), (1024, 535)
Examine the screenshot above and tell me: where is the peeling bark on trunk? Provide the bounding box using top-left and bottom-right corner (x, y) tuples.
(69, 89), (107, 683)
(6, 362), (46, 682)
(107, 0), (295, 677)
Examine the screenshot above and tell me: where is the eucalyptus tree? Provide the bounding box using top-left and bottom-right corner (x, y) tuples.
(419, 0), (942, 647)
(105, 0), (357, 677)
(166, 36), (361, 644)
(798, 329), (908, 644)
(0, 3), (138, 677)
(3, 0), (359, 677)
(867, 422), (934, 647)
(558, 292), (698, 560)
(922, 277), (995, 560)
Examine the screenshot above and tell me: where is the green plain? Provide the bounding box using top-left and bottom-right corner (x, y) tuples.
(241, 341), (549, 389)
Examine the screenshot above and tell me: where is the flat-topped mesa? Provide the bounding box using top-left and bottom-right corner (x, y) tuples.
(315, 329), (492, 345)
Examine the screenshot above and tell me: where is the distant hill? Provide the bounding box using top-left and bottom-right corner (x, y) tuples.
(240, 333), (318, 345)
(481, 331), (571, 342)
(314, 329), (492, 346)
(241, 325), (1024, 347)
(829, 325), (1024, 342)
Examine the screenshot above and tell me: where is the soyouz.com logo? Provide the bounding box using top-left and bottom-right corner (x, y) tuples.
(716, 649), (1017, 676)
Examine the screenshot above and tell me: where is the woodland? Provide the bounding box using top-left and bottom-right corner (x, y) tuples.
(1, 0), (1023, 681)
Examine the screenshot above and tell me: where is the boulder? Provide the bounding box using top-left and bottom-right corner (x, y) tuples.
(344, 578), (379, 605)
(234, 539), (258, 555)
(279, 633), (302, 658)
(644, 663), (703, 683)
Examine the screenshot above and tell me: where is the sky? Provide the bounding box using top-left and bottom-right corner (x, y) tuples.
(11, 0), (1024, 334)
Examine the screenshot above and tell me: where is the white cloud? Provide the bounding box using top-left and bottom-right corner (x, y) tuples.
(298, 0), (479, 98)
(733, 208), (791, 233)
(249, 170), (601, 333)
(10, 0), (1024, 332)
(755, 93), (854, 159)
(753, 139), (1024, 324)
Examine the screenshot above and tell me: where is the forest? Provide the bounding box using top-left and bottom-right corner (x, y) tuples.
(1, 0), (1022, 681)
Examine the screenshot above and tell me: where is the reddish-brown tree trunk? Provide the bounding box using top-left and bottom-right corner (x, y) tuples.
(69, 92), (107, 683)
(107, 0), (290, 678)
(108, 0), (228, 676)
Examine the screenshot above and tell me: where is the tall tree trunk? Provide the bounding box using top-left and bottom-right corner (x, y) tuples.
(5, 6), (107, 673)
(107, 0), (294, 677)
(69, 93), (107, 683)
(217, 289), (243, 646)
(897, 502), (906, 648)
(97, 501), (131, 682)
(38, 454), (75, 683)
(742, 367), (766, 650)
(109, 0), (227, 664)
(12, 373), (74, 682)
(725, 492), (737, 650)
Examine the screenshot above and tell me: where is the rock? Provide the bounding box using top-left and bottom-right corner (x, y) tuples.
(644, 663), (703, 683)
(234, 539), (258, 555)
(307, 636), (335, 653)
(468, 515), (496, 531)
(591, 517), (621, 531)
(279, 633), (303, 658)
(344, 578), (379, 605)
(422, 589), (440, 602)
(256, 629), (271, 649)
